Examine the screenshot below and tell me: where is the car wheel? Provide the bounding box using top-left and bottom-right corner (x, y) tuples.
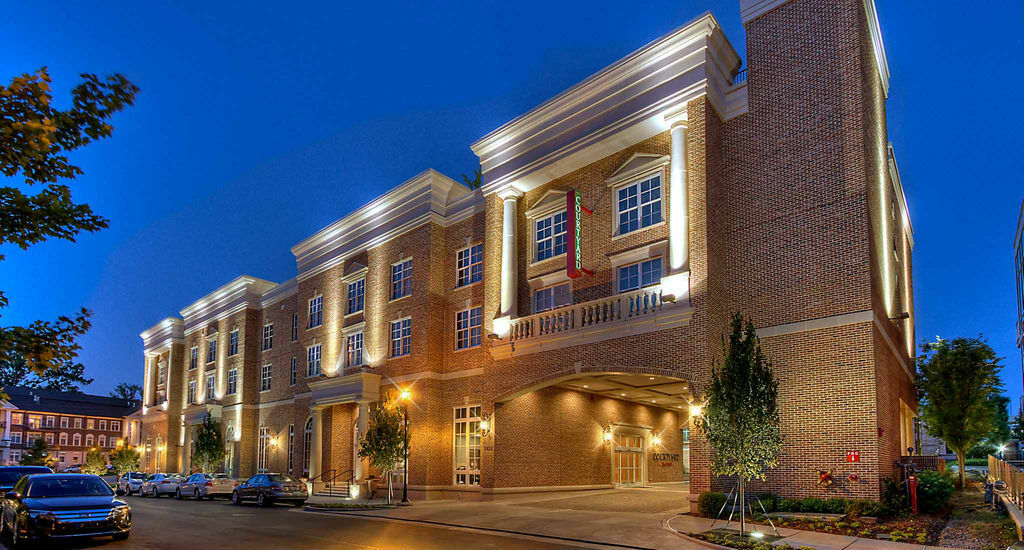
(113, 531), (130, 541)
(257, 492), (266, 507)
(231, 491), (241, 505)
(292, 500), (306, 507)
(152, 486), (159, 498)
(9, 517), (21, 548)
(175, 489), (182, 500)
(194, 489), (201, 501)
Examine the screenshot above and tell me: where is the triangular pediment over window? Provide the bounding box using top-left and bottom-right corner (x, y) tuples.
(525, 188), (569, 219)
(606, 153), (670, 187)
(341, 261), (368, 282)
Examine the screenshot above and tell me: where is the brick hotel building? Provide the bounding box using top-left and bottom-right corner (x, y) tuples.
(138, 0), (916, 501)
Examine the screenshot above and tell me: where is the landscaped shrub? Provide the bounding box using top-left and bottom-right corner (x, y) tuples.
(800, 497), (825, 513)
(915, 470), (954, 513)
(778, 498), (801, 512)
(845, 499), (888, 518)
(823, 498), (847, 514)
(756, 493), (780, 513)
(883, 479), (909, 515)
(698, 491), (728, 518)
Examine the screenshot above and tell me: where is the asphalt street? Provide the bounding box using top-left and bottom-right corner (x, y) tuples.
(3, 494), (587, 550)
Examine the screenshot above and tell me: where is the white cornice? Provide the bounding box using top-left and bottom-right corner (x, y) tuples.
(260, 277), (297, 309)
(180, 275), (277, 334)
(140, 317), (184, 351)
(887, 144), (913, 248)
(470, 12), (742, 198)
(290, 169), (483, 282)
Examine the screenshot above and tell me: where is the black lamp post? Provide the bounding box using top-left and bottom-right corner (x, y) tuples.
(400, 389), (411, 505)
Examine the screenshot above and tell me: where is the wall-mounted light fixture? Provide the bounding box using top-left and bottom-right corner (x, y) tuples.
(689, 403), (703, 417)
(652, 435), (662, 446)
(603, 426), (613, 445)
(479, 413), (492, 436)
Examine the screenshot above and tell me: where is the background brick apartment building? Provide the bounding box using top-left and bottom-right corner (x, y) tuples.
(0, 387), (139, 470)
(138, 0), (916, 502)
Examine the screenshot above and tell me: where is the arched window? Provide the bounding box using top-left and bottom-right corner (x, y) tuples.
(98, 435), (106, 448)
(72, 433), (81, 446)
(303, 417), (313, 476)
(85, 434), (94, 447)
(59, 432), (68, 446)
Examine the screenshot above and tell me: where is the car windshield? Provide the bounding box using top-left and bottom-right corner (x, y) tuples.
(27, 476), (113, 498)
(209, 474), (230, 479)
(267, 475), (297, 483)
(129, 473), (145, 479)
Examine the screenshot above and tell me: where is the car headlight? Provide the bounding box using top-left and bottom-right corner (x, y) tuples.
(111, 505), (130, 517)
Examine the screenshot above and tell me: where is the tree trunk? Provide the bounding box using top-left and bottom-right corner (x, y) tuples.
(957, 451), (966, 489)
(386, 472), (393, 505)
(739, 477), (745, 536)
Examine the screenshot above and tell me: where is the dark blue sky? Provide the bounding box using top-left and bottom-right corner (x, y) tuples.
(2, 1), (1022, 405)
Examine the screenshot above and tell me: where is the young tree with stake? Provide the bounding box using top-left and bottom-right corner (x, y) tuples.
(358, 392), (405, 505)
(695, 313), (782, 536)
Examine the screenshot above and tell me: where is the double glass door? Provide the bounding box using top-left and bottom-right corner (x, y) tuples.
(615, 433), (645, 487)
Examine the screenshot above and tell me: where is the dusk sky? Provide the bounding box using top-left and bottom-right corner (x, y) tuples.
(2, 1), (1022, 406)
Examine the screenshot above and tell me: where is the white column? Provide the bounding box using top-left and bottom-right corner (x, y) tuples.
(181, 426), (191, 474)
(669, 121), (689, 273)
(310, 407), (324, 479)
(2, 409), (10, 465)
(497, 188), (522, 325)
(354, 401), (369, 480)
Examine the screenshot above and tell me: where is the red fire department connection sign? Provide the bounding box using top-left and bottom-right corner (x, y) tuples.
(846, 451), (861, 463)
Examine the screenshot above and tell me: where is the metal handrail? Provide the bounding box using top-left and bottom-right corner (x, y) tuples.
(315, 469), (353, 498)
(307, 468), (335, 490)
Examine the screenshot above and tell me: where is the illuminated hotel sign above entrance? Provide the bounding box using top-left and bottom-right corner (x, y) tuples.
(566, 189), (593, 279)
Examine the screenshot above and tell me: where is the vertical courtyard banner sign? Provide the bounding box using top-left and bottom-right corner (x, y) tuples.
(566, 189), (593, 279)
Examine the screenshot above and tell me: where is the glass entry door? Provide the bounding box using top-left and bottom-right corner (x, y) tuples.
(615, 433), (645, 487)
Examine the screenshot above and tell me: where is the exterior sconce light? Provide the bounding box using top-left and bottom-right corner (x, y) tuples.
(479, 413), (492, 436)
(603, 426), (613, 444)
(689, 403), (703, 417)
(399, 388), (412, 402)
(652, 435), (662, 446)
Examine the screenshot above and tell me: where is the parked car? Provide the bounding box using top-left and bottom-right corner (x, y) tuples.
(0, 466), (52, 495)
(0, 473), (130, 545)
(140, 473), (181, 497)
(116, 472), (146, 495)
(61, 465), (81, 473)
(176, 473), (237, 500)
(231, 474), (307, 507)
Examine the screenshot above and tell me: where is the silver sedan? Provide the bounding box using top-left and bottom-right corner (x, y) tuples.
(176, 473), (237, 500)
(140, 473), (181, 497)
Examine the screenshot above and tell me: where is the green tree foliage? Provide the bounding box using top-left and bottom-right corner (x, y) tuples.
(20, 438), (54, 468)
(461, 168), (482, 190)
(0, 354), (92, 392)
(1011, 411), (1024, 441)
(109, 445), (140, 476)
(83, 447), (107, 475)
(694, 313), (782, 534)
(917, 336), (1003, 488)
(192, 414), (225, 473)
(0, 67), (138, 387)
(109, 382), (142, 401)
(358, 391), (406, 504)
(988, 394), (1011, 445)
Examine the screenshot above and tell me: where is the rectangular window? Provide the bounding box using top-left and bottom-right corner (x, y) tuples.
(87, 418), (95, 430)
(306, 345), (322, 377)
(11, 413), (21, 425)
(290, 357), (297, 385)
(111, 421), (120, 432)
(535, 211), (568, 261)
(308, 296), (323, 328)
(456, 244), (483, 287)
(390, 319), (412, 357)
(45, 416), (55, 428)
(617, 257), (663, 293)
(190, 347), (198, 370)
(59, 433), (68, 445)
(157, 364), (165, 385)
(207, 339), (217, 364)
(535, 282), (572, 313)
(347, 279), (365, 314)
(98, 419), (106, 431)
(346, 332), (364, 367)
(229, 329), (239, 356)
(60, 417), (68, 428)
(391, 259), (413, 299)
(72, 433), (80, 446)
(73, 417), (81, 429)
(453, 406), (482, 486)
(262, 323), (273, 351)
(227, 369), (238, 395)
(455, 307), (482, 350)
(206, 374), (216, 400)
(9, 433), (21, 445)
(188, 380), (196, 404)
(45, 433), (54, 445)
(616, 174), (662, 235)
(287, 425), (295, 474)
(291, 314), (299, 341)
(27, 415), (41, 429)
(261, 364), (272, 392)
(257, 426), (270, 473)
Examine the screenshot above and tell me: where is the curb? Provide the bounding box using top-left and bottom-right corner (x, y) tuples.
(661, 515), (731, 550)
(303, 507), (656, 549)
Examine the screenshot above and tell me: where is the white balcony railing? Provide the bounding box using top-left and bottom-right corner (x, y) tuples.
(508, 286), (669, 343)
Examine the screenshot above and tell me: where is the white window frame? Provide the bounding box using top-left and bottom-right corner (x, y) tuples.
(227, 368), (238, 395)
(290, 357), (297, 385)
(257, 426), (270, 473)
(306, 344), (322, 377)
(291, 313), (299, 341)
(534, 282), (572, 313)
(261, 364), (272, 392)
(190, 346), (198, 370)
(287, 425), (295, 474)
(455, 243), (483, 288)
(188, 380), (197, 404)
(73, 417), (81, 429)
(346, 331), (364, 368)
(612, 172), (664, 238)
(85, 434), (94, 447)
(390, 318), (412, 358)
(98, 434), (106, 448)
(71, 433), (80, 446)
(262, 322), (273, 352)
(229, 329), (239, 356)
(347, 279), (365, 315)
(98, 419), (106, 431)
(10, 432), (22, 445)
(60, 417), (68, 428)
(59, 432), (68, 445)
(391, 258), (413, 300)
(533, 210), (567, 262)
(87, 418), (95, 430)
(44, 433), (54, 445)
(45, 416), (55, 428)
(616, 257), (663, 294)
(206, 374), (216, 401)
(453, 405), (482, 486)
(455, 307), (482, 350)
(157, 364), (165, 385)
(308, 295), (323, 328)
(111, 421), (120, 432)
(207, 338), (217, 364)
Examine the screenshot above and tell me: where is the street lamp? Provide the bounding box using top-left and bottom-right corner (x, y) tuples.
(399, 388), (411, 505)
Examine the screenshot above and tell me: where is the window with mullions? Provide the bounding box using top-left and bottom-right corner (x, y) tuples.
(346, 332), (363, 367)
(456, 244), (483, 287)
(453, 406), (482, 486)
(227, 369), (237, 395)
(455, 307), (482, 350)
(535, 211), (567, 261)
(308, 296), (323, 328)
(306, 344), (321, 377)
(257, 426), (270, 473)
(392, 259), (413, 299)
(187, 381), (196, 404)
(262, 323), (273, 351)
(616, 174), (662, 235)
(291, 314), (299, 341)
(261, 364), (272, 392)
(189, 347), (198, 370)
(207, 339), (217, 364)
(617, 257), (662, 293)
(535, 283), (571, 313)
(390, 319), (411, 357)
(347, 279), (365, 314)
(229, 329), (239, 356)
(206, 374), (215, 400)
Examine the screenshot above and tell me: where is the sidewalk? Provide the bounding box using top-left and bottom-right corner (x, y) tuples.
(303, 489), (950, 550)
